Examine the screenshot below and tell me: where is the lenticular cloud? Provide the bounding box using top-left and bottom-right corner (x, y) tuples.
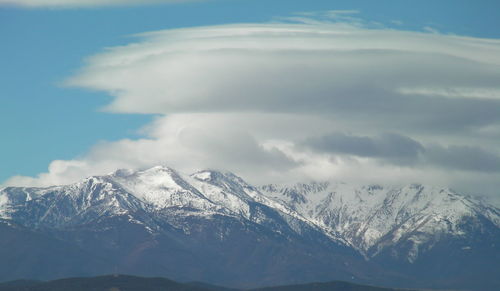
(68, 22), (500, 117)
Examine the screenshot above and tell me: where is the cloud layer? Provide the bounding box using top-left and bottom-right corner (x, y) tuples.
(0, 0), (196, 8)
(5, 21), (500, 204)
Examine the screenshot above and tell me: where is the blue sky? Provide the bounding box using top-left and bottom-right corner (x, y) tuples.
(2, 0), (500, 201)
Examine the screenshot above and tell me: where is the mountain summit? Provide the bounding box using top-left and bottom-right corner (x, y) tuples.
(0, 166), (498, 290)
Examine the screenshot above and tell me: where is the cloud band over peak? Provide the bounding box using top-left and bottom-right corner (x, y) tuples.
(5, 20), (500, 205)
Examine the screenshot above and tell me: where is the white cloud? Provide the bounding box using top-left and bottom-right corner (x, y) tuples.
(4, 113), (306, 187)
(398, 87), (500, 100)
(4, 20), (500, 205)
(0, 0), (199, 8)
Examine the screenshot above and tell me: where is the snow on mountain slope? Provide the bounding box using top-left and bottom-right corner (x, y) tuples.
(0, 176), (151, 229)
(109, 166), (299, 223)
(0, 190), (9, 218)
(259, 182), (500, 260)
(110, 166), (221, 213)
(187, 169), (337, 239)
(0, 186), (59, 220)
(189, 169), (305, 221)
(189, 170), (255, 217)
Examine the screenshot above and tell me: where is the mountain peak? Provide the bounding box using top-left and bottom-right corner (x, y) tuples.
(143, 165), (178, 174)
(108, 166), (213, 211)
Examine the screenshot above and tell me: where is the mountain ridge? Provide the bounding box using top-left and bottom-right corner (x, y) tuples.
(0, 165), (498, 290)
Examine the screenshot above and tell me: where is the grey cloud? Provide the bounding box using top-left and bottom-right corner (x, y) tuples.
(303, 132), (424, 165)
(425, 145), (500, 172)
(304, 132), (500, 173)
(175, 125), (298, 172)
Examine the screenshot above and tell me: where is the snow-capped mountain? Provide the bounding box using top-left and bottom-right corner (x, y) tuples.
(0, 166), (498, 290)
(260, 182), (500, 261)
(0, 167), (321, 247)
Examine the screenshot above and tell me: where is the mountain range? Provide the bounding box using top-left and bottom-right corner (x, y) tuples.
(0, 166), (498, 290)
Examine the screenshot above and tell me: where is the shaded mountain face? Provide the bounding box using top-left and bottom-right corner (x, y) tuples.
(0, 166), (498, 290)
